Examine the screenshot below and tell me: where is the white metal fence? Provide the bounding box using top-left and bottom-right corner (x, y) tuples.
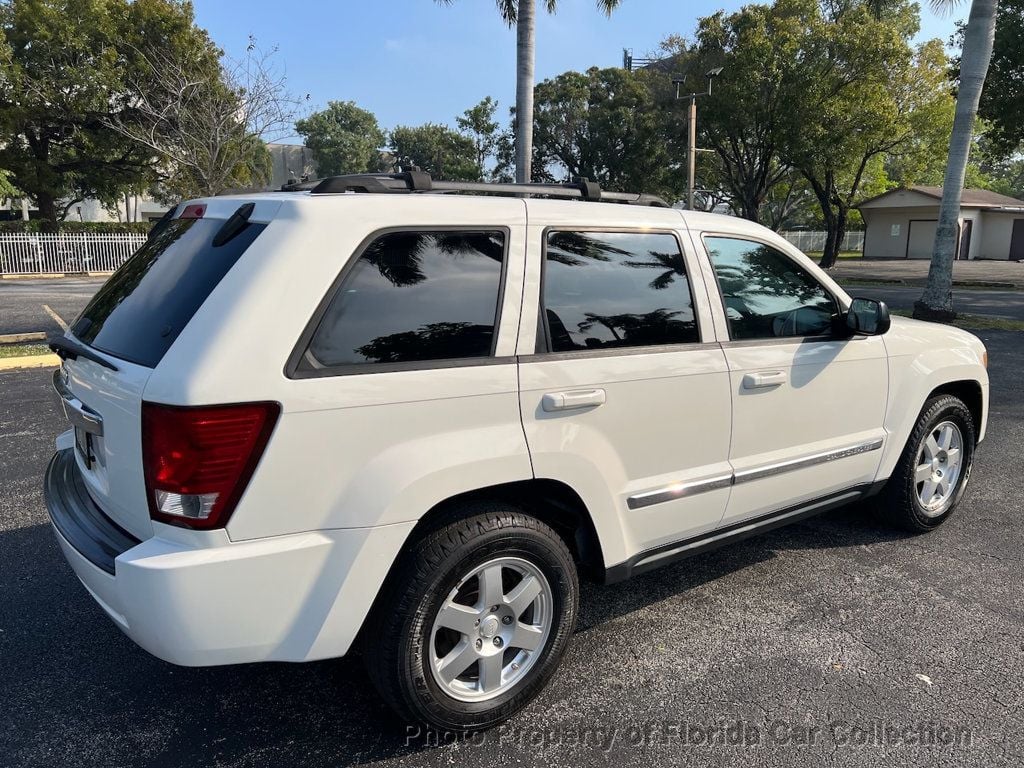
(0, 232), (148, 275)
(780, 230), (864, 254)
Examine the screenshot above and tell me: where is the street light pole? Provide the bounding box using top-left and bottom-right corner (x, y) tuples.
(673, 67), (723, 210)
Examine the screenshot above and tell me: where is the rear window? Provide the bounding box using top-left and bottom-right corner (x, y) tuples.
(71, 216), (266, 367)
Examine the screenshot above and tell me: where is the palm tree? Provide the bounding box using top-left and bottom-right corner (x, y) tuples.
(914, 0), (998, 321)
(437, 1), (622, 183)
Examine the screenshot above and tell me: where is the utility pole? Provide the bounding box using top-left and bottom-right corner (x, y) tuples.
(687, 96), (697, 211)
(673, 67), (723, 210)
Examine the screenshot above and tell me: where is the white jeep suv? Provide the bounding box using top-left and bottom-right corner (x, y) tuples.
(45, 173), (989, 731)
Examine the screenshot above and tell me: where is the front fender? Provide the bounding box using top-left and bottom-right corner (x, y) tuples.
(877, 317), (989, 480)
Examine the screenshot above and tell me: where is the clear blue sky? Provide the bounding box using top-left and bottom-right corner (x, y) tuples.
(191, 0), (966, 141)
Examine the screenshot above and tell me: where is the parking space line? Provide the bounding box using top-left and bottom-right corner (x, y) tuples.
(42, 304), (68, 331)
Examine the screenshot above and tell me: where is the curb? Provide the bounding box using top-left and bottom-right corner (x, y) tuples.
(0, 353), (61, 371)
(0, 332), (47, 344)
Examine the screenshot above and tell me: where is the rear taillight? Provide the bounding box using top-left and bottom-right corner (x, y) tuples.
(141, 401), (280, 530)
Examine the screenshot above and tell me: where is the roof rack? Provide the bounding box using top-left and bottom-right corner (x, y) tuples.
(281, 171), (670, 208)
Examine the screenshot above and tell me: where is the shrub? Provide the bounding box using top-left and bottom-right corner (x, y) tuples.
(0, 220), (153, 234)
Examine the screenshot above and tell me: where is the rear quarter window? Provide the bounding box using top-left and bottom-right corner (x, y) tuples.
(297, 230), (506, 373)
(71, 216), (266, 367)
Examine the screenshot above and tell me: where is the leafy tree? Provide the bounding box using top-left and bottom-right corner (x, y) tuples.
(658, 6), (802, 223)
(778, 0), (954, 266)
(531, 66), (681, 200)
(0, 0), (198, 219)
(295, 101), (385, 177)
(917, 0), (998, 321)
(436, 1), (622, 183)
(457, 97), (500, 181)
(388, 123), (480, 181)
(0, 168), (16, 201)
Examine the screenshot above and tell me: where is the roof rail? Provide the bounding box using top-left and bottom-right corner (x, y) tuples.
(285, 172), (670, 207)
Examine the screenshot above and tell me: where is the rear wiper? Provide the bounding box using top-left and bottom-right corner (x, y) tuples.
(49, 338), (119, 371)
(212, 202), (255, 247)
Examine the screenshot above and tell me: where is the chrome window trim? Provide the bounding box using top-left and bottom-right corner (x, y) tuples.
(626, 437), (883, 510)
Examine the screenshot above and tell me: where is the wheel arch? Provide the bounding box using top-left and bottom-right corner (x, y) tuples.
(401, 478), (607, 581)
(926, 379), (984, 442)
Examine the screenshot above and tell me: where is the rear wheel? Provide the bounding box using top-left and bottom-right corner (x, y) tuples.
(877, 395), (976, 532)
(362, 504), (578, 731)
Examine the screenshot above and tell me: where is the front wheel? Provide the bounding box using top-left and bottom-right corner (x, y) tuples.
(362, 505), (579, 731)
(877, 394), (976, 532)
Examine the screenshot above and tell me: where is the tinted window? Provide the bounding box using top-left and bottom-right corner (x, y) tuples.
(72, 216), (266, 368)
(704, 237), (838, 340)
(542, 231), (699, 352)
(306, 231), (505, 368)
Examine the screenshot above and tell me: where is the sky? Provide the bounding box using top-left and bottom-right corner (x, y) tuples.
(191, 0), (967, 142)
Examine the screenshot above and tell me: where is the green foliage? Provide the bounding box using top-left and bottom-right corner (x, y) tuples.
(388, 123), (480, 181)
(295, 101), (385, 177)
(457, 97), (501, 181)
(953, 0), (1024, 156)
(531, 67), (682, 200)
(0, 168), (16, 200)
(664, 3), (806, 220)
(0, 0), (214, 219)
(0, 219), (151, 233)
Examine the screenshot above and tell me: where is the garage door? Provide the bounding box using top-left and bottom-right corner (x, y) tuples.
(907, 220), (937, 259)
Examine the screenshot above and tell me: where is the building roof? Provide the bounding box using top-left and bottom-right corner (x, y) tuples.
(858, 185), (1024, 209)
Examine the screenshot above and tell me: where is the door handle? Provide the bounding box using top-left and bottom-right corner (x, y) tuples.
(542, 388), (606, 412)
(742, 371), (787, 390)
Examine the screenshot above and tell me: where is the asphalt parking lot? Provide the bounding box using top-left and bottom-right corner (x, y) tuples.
(0, 276), (102, 339)
(1, 283), (1023, 767)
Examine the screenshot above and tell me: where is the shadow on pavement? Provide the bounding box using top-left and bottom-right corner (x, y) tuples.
(1, 498), (907, 768)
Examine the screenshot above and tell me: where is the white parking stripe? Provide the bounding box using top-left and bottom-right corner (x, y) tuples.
(42, 304), (68, 331)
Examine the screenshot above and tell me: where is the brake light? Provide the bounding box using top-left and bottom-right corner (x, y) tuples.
(179, 203), (206, 219)
(141, 401), (279, 530)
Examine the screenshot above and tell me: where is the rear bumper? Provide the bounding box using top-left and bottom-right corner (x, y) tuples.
(44, 449), (414, 666)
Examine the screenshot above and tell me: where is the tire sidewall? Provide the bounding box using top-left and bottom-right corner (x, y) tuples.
(906, 400), (976, 529)
(398, 523), (578, 730)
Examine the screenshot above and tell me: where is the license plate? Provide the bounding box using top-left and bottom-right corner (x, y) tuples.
(75, 426), (94, 469)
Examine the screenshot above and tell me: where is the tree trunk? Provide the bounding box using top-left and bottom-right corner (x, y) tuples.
(36, 191), (57, 222)
(820, 202), (849, 269)
(806, 176), (839, 268)
(915, 0), (997, 321)
(514, 0), (536, 184)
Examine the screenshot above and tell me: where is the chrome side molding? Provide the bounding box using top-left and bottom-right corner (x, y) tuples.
(627, 438), (883, 511)
(732, 438), (884, 485)
(627, 474), (732, 510)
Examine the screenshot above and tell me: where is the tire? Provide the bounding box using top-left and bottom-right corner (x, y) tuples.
(877, 394), (976, 532)
(361, 503), (579, 731)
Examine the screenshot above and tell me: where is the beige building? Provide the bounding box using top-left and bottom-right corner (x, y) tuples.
(858, 186), (1024, 260)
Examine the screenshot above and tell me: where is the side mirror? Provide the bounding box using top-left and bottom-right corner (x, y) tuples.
(846, 297), (891, 336)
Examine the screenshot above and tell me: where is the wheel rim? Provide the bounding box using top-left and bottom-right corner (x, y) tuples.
(428, 556), (553, 703)
(914, 420), (965, 517)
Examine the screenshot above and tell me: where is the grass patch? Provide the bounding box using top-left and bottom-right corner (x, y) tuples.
(0, 343), (51, 358)
(891, 309), (1024, 331)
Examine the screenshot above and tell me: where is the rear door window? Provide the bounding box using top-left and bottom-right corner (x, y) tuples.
(541, 230), (700, 352)
(299, 230), (506, 372)
(71, 215), (266, 367)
